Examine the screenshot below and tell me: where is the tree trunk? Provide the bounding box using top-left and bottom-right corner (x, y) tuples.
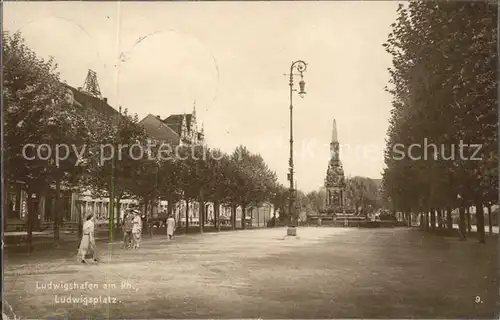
(475, 198), (485, 243)
(177, 202), (182, 229)
(4, 178), (9, 232)
(108, 189), (115, 242)
(54, 177), (61, 244)
(185, 198), (190, 234)
(250, 207), (254, 229)
(150, 195), (155, 220)
(26, 190), (35, 253)
(446, 207), (453, 230)
(206, 204), (209, 225)
(420, 213), (424, 229)
(458, 205), (466, 240)
(167, 198), (173, 216)
(116, 196), (122, 229)
(145, 197), (150, 219)
(77, 202), (83, 249)
(231, 205), (236, 231)
(214, 200), (220, 232)
(241, 205), (246, 230)
(147, 197), (152, 231)
(199, 188), (205, 234)
(466, 206), (472, 233)
(257, 207), (260, 227)
(487, 204), (493, 236)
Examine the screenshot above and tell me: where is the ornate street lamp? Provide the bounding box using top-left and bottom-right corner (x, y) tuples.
(286, 60), (307, 236)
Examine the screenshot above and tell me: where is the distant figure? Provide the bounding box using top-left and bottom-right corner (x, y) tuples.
(77, 213), (98, 263)
(166, 215), (176, 240)
(146, 216), (154, 237)
(122, 212), (133, 249)
(132, 210), (143, 249)
(317, 218), (322, 227)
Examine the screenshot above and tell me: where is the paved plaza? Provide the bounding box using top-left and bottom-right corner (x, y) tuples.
(4, 227), (499, 319)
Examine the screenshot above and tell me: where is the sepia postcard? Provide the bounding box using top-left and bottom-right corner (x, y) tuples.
(2, 1), (498, 319)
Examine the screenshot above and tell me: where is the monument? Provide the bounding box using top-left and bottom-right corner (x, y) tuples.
(324, 118), (346, 213)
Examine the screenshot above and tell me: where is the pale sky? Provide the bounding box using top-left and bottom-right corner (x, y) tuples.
(4, 2), (399, 193)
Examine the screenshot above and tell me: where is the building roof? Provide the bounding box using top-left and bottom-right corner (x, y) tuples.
(64, 84), (120, 118)
(164, 114), (193, 136)
(139, 114), (180, 144)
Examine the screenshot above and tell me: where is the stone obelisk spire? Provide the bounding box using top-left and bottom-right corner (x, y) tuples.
(330, 118), (340, 161)
(331, 118), (338, 143)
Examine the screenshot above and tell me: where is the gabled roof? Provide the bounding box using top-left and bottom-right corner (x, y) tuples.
(139, 114), (180, 144)
(64, 84), (120, 119)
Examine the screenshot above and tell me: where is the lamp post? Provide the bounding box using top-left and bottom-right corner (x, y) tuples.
(108, 107), (122, 242)
(286, 60), (307, 232)
(457, 194), (466, 240)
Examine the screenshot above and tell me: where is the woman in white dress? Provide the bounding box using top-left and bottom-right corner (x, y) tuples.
(166, 214), (176, 240)
(131, 210), (143, 249)
(77, 213), (98, 263)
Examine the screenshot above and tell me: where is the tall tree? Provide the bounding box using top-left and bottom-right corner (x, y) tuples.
(382, 1), (497, 242)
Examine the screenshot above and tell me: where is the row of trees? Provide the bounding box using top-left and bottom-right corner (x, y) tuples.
(382, 1), (498, 242)
(3, 32), (285, 248)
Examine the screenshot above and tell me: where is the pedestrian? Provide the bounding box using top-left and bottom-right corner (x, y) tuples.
(166, 214), (176, 240)
(131, 210), (143, 249)
(77, 213), (98, 263)
(2, 300), (19, 320)
(122, 212), (133, 249)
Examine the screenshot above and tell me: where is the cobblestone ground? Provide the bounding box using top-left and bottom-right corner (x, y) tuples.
(4, 227), (499, 319)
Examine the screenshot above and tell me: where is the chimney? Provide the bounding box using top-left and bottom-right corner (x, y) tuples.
(156, 115), (161, 119)
(103, 97), (108, 103)
(77, 87), (83, 91)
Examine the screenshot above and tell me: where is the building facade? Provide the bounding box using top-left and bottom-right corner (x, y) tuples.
(139, 102), (205, 147)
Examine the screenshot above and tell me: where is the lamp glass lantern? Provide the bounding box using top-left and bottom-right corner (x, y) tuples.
(298, 76), (306, 98)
